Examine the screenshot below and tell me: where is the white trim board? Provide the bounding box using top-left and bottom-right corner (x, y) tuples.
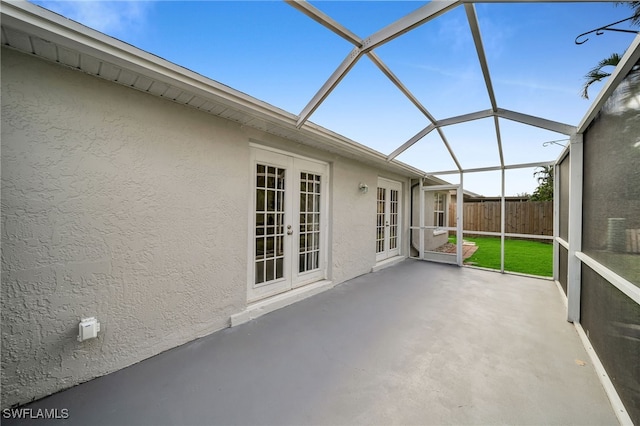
(248, 140), (329, 166)
(576, 252), (640, 307)
(231, 280), (334, 327)
(556, 237), (569, 250)
(372, 255), (406, 273)
(574, 323), (634, 426)
(554, 280), (568, 308)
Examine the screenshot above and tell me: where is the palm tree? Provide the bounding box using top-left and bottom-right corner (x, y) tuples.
(581, 53), (622, 99)
(581, 2), (640, 99)
(627, 1), (640, 25)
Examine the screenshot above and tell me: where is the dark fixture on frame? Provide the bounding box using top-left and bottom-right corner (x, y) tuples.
(575, 15), (639, 45)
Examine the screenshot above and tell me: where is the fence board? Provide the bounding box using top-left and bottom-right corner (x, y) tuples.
(449, 201), (553, 236)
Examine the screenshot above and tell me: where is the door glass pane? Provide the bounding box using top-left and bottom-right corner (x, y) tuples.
(256, 165), (265, 187)
(299, 172), (321, 273)
(390, 189), (399, 250)
(255, 163), (286, 285)
(266, 259), (275, 282)
(255, 261), (264, 285)
(267, 166), (276, 188)
(377, 187), (386, 253)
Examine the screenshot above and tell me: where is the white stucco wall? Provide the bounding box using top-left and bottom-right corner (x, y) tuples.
(239, 131), (409, 285)
(1, 47), (251, 407)
(1, 48), (412, 408)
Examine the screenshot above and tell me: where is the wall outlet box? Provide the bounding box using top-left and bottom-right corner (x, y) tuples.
(77, 317), (100, 342)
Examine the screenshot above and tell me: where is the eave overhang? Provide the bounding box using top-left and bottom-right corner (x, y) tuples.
(0, 0), (427, 179)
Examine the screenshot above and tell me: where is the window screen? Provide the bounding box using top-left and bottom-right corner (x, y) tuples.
(582, 61), (640, 288)
(558, 153), (570, 242)
(580, 265), (640, 423)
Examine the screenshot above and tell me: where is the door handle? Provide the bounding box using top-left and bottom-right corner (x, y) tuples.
(385, 221), (390, 227)
(287, 225), (293, 235)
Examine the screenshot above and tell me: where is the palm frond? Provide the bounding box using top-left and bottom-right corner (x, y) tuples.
(615, 1), (640, 26)
(581, 53), (622, 99)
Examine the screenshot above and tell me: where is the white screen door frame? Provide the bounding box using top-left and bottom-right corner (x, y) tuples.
(376, 177), (402, 262)
(417, 182), (463, 266)
(248, 147), (328, 302)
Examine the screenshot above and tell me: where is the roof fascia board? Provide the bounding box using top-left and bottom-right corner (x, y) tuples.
(284, 0), (361, 46)
(577, 33), (640, 133)
(1, 1), (299, 126)
(362, 1), (460, 52)
(296, 47), (362, 127)
(420, 184), (460, 191)
(425, 175), (453, 186)
(292, 123), (425, 177)
(497, 108), (576, 135)
(2, 0), (424, 179)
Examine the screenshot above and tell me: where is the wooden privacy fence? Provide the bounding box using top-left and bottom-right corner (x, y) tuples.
(448, 201), (553, 236)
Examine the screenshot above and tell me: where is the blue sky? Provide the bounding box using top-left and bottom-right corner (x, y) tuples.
(30, 1), (638, 195)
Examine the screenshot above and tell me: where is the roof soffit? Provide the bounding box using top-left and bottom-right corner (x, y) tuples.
(0, 0), (426, 178)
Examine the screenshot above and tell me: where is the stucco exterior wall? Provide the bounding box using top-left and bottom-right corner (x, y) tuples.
(1, 48), (412, 408)
(1, 47), (250, 407)
(239, 130), (409, 285)
(330, 167), (410, 283)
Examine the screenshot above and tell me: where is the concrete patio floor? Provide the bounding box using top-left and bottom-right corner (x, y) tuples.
(6, 260), (618, 426)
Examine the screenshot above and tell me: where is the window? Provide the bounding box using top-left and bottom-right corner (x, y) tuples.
(434, 192), (445, 228)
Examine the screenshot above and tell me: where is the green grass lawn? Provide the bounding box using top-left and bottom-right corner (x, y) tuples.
(450, 236), (553, 277)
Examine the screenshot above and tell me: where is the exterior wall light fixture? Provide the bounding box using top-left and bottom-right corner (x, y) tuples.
(359, 183), (369, 194)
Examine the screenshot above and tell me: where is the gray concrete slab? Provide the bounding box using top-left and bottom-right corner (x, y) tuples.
(4, 260), (618, 426)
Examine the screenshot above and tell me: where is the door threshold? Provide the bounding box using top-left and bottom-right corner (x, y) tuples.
(231, 280), (334, 327)
(372, 255), (406, 272)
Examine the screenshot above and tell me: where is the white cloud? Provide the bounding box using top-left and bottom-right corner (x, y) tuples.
(30, 0), (152, 35)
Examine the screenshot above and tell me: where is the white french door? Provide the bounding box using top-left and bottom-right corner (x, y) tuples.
(249, 148), (328, 302)
(376, 178), (402, 262)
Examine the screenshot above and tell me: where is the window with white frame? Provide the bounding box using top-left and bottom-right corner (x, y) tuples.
(434, 192), (446, 228)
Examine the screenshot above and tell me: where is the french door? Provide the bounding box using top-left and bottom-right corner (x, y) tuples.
(376, 178), (402, 262)
(249, 148), (328, 302)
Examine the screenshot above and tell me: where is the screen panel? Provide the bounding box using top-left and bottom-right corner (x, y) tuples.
(558, 154), (570, 242)
(582, 61), (640, 288)
(558, 245), (568, 296)
(580, 265), (640, 423)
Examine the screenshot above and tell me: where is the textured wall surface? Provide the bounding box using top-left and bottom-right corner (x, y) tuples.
(239, 132), (409, 286)
(330, 161), (380, 284)
(1, 48), (251, 407)
(1, 48), (412, 408)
